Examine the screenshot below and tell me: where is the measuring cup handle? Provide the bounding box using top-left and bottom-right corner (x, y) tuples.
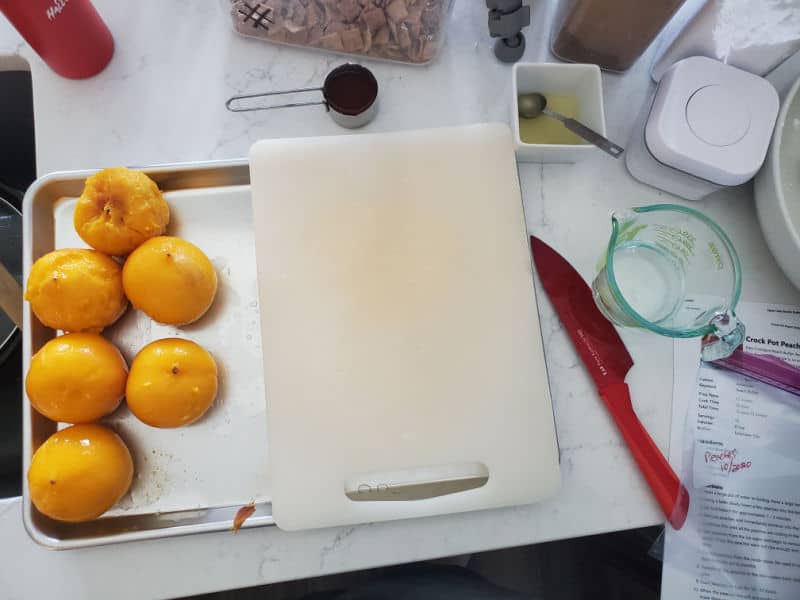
(225, 87), (325, 112)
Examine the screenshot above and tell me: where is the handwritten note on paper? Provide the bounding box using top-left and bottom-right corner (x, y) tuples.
(703, 448), (751, 474)
(662, 302), (800, 600)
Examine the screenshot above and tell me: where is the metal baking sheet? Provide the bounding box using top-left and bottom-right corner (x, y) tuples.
(22, 160), (274, 549)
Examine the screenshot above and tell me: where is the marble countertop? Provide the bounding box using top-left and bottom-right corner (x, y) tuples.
(1, 1), (799, 598)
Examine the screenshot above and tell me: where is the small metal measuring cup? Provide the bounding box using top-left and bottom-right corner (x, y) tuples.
(225, 64), (378, 129)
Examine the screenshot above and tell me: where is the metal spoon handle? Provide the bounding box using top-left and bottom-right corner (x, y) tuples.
(543, 109), (625, 158)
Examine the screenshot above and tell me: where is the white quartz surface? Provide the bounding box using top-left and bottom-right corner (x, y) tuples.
(1, 1), (799, 598)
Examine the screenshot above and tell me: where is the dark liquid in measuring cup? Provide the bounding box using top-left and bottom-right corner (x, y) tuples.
(324, 66), (378, 116)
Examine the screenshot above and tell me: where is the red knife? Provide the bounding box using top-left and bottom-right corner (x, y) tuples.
(531, 236), (689, 529)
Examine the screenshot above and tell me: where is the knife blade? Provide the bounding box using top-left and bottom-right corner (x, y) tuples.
(531, 236), (689, 530)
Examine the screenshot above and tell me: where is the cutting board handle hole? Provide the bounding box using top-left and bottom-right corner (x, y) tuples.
(343, 461), (489, 502)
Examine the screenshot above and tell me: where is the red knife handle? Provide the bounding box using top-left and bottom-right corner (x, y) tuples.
(599, 382), (689, 529)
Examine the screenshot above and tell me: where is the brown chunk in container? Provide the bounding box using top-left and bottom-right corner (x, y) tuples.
(229, 0), (449, 64)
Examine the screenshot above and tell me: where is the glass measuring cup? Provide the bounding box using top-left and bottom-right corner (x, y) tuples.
(592, 204), (744, 360)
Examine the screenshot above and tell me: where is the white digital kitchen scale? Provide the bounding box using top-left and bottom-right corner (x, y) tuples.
(627, 57), (779, 200)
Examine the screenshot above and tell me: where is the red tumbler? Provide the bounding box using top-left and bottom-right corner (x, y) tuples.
(0, 0), (114, 79)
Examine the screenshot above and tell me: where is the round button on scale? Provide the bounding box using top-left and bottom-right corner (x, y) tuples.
(685, 84), (751, 147)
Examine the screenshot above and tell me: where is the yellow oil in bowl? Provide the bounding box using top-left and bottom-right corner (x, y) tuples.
(518, 94), (585, 145)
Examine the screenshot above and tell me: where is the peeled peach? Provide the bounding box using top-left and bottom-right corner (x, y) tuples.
(74, 167), (169, 256)
(26, 333), (127, 424)
(28, 424), (134, 522)
(126, 338), (218, 428)
(25, 248), (127, 333)
(122, 236), (217, 326)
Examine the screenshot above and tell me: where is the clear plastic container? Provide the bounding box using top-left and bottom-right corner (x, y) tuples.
(551, 0), (686, 72)
(224, 0), (452, 65)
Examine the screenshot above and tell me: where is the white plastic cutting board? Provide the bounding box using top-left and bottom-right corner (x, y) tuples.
(250, 124), (560, 531)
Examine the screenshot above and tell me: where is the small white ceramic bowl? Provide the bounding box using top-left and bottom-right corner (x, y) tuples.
(755, 76), (800, 291)
(512, 62), (607, 163)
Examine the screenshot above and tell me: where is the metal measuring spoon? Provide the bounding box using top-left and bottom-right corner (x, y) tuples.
(518, 93), (624, 158)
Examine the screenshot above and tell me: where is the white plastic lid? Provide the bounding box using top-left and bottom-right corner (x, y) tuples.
(645, 56), (779, 186)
